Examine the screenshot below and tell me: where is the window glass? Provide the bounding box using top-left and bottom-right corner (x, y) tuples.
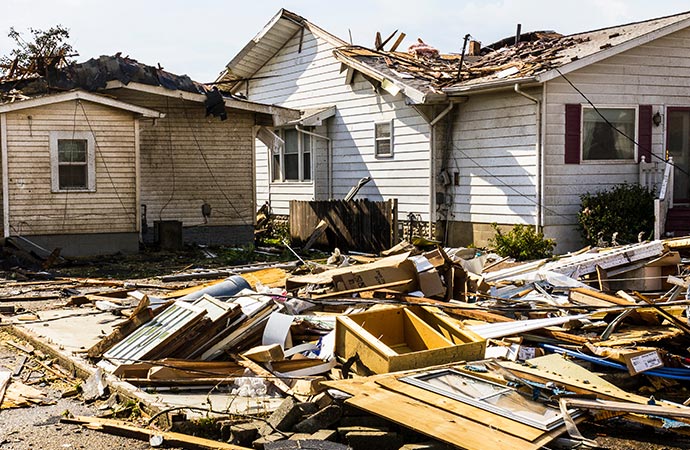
(375, 121), (393, 157)
(272, 128), (312, 182)
(582, 108), (635, 160)
(58, 139), (87, 163)
(57, 139), (88, 189)
(302, 133), (311, 180)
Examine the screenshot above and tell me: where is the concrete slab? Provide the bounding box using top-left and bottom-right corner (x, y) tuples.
(3, 307), (285, 422)
(14, 307), (119, 353)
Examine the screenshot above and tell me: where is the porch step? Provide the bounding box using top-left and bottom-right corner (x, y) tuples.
(665, 206), (690, 237)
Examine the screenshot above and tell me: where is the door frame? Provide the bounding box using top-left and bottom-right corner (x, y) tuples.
(665, 106), (690, 204)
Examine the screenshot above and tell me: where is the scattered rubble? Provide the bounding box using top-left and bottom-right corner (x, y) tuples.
(1, 236), (690, 449)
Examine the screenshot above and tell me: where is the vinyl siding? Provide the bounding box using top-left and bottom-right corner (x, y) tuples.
(243, 28), (431, 219)
(109, 89), (255, 228)
(543, 26), (690, 251)
(4, 100), (137, 235)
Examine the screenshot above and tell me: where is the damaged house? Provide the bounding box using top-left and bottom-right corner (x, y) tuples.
(0, 55), (297, 256)
(218, 9), (690, 252)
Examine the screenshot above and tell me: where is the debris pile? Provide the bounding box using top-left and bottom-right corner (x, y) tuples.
(2, 236), (690, 449)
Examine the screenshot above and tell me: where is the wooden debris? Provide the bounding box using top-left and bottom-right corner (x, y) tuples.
(61, 416), (251, 450)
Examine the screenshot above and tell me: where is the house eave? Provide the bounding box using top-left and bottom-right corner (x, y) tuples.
(442, 76), (539, 95)
(0, 90), (164, 118)
(537, 15), (690, 83)
(103, 80), (300, 121)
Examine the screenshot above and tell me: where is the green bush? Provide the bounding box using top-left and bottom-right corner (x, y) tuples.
(489, 223), (556, 261)
(577, 183), (654, 246)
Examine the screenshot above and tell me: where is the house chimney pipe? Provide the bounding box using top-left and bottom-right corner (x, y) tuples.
(515, 24), (522, 45)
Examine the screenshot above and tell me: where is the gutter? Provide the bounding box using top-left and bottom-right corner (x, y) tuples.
(296, 125), (333, 198)
(412, 99), (466, 239)
(513, 83), (543, 231)
(444, 76), (537, 95)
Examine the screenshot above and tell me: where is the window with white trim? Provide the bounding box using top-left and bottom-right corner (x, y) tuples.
(49, 131), (96, 192)
(272, 128), (312, 182)
(374, 120), (394, 157)
(582, 107), (636, 161)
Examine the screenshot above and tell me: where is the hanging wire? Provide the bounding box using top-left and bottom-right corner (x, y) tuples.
(179, 96), (250, 225)
(556, 67), (689, 177)
(78, 101), (135, 221)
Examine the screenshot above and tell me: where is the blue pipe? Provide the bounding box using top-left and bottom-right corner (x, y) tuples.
(540, 344), (690, 381)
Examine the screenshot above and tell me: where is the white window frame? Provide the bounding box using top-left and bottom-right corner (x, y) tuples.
(49, 131), (96, 192)
(581, 105), (638, 163)
(374, 120), (394, 158)
(271, 127), (312, 183)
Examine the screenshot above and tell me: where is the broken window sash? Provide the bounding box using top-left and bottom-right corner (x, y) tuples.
(582, 107), (636, 161)
(257, 126), (284, 155)
(400, 368), (578, 430)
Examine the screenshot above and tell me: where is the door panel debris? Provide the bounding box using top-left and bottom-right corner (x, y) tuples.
(3, 236), (690, 449)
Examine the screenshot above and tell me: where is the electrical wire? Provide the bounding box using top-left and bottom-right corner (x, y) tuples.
(78, 101), (135, 221)
(179, 97), (250, 226)
(158, 96), (176, 220)
(556, 67), (690, 177)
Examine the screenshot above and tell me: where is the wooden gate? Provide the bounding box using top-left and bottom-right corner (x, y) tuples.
(289, 199), (398, 253)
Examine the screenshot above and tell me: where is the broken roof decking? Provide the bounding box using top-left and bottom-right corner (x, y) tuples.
(334, 10), (690, 99)
(0, 54), (298, 120)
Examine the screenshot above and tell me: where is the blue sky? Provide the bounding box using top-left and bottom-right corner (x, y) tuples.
(2, 0), (690, 82)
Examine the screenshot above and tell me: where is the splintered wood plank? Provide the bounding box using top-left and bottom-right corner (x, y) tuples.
(61, 416), (250, 449)
(375, 377), (545, 442)
(345, 386), (551, 450)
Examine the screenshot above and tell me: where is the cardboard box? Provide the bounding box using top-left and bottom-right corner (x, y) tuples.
(622, 350), (664, 376)
(417, 269), (446, 298)
(335, 305), (485, 374)
(332, 254), (417, 293)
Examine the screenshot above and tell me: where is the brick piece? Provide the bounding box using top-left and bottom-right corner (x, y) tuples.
(262, 398), (319, 434)
(293, 405), (342, 434)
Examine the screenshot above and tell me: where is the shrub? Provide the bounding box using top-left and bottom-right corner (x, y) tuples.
(489, 223), (556, 261)
(577, 183), (654, 246)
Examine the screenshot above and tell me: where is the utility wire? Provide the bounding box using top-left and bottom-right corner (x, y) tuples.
(179, 97), (250, 226)
(556, 67), (690, 177)
(78, 101), (135, 221)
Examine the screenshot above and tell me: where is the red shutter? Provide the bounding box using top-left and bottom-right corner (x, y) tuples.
(638, 105), (653, 163)
(564, 104), (581, 164)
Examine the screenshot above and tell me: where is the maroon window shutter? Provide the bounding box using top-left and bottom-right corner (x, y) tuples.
(638, 105), (653, 163)
(564, 104), (581, 164)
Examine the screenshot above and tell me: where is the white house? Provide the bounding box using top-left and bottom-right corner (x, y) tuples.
(219, 9), (690, 252)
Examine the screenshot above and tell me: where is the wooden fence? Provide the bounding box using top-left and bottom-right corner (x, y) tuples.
(289, 199), (398, 253)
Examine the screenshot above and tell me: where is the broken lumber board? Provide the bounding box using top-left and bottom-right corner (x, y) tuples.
(0, 295), (60, 302)
(61, 416), (251, 449)
(311, 279), (414, 299)
(569, 288), (634, 306)
(562, 398), (690, 419)
(0, 371), (10, 407)
(375, 376), (545, 441)
(633, 293), (690, 336)
(343, 379), (560, 450)
(400, 295), (513, 323)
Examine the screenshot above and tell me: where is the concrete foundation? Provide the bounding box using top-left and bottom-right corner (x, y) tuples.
(17, 232), (139, 257)
(440, 221), (503, 248)
(142, 224), (254, 247)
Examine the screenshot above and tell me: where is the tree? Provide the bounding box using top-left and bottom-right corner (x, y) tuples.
(0, 25), (76, 78)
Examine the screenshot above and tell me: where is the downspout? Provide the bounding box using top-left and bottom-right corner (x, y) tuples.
(0, 113), (8, 238)
(428, 103), (455, 238)
(296, 125), (332, 198)
(514, 83), (542, 230)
